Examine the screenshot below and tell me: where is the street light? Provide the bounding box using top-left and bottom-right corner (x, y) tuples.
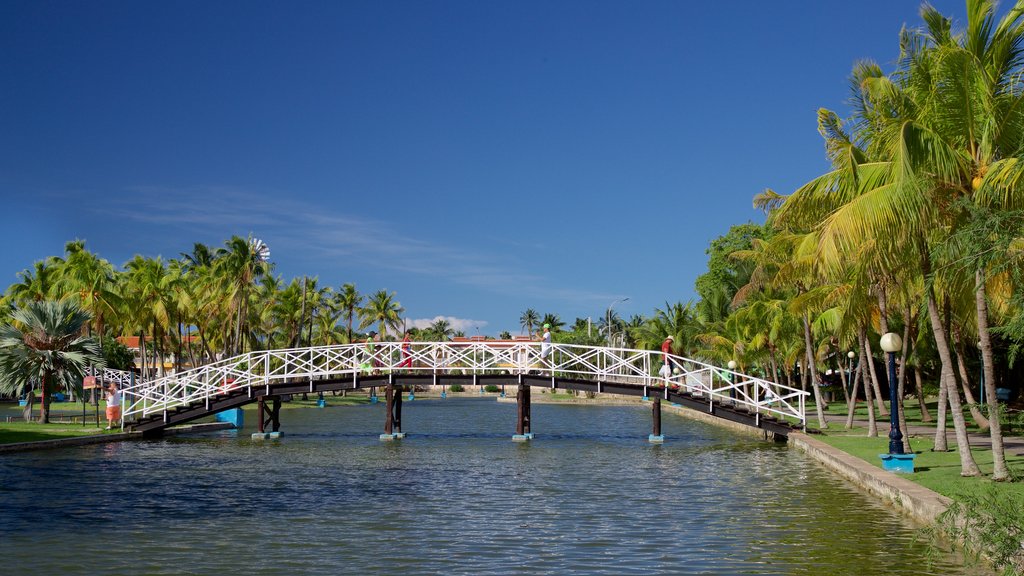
(606, 297), (629, 347)
(879, 332), (904, 455)
(727, 360), (737, 400)
(977, 340), (985, 405)
(847, 350), (856, 395)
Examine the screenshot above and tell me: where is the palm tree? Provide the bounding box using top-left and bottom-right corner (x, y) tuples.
(519, 308), (539, 335)
(338, 283), (362, 344)
(6, 260), (60, 304)
(123, 255), (172, 377)
(215, 235), (271, 355)
(0, 300), (104, 423)
(54, 240), (121, 345)
(358, 290), (404, 339)
(428, 318), (454, 341)
(540, 313), (564, 333)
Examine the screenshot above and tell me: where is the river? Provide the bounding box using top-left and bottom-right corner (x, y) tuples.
(0, 397), (987, 575)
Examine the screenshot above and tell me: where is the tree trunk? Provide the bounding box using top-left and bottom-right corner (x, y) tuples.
(952, 332), (989, 430)
(875, 284), (893, 420)
(863, 336), (887, 417)
(976, 267), (1010, 481)
(926, 289), (981, 476)
(845, 355), (862, 429)
(837, 348), (852, 406)
(40, 372), (50, 424)
(23, 390), (35, 422)
(913, 366), (932, 422)
(802, 313), (828, 429)
(859, 329), (877, 437)
(898, 315), (912, 454)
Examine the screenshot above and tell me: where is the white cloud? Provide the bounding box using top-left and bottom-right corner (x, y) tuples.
(91, 185), (619, 305)
(409, 316), (488, 333)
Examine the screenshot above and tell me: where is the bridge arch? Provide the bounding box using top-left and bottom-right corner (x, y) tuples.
(119, 342), (808, 439)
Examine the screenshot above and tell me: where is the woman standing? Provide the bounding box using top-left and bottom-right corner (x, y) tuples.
(105, 383), (121, 430)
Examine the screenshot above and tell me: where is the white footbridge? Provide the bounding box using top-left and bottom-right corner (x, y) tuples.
(116, 341), (808, 435)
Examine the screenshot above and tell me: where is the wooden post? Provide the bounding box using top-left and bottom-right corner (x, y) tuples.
(524, 384), (532, 434)
(516, 384), (525, 435)
(271, 396), (282, 432)
(385, 383), (394, 434)
(257, 397), (265, 433)
(652, 397), (662, 437)
(394, 387), (403, 434)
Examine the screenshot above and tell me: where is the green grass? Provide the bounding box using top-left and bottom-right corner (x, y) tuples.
(0, 420), (115, 444)
(815, 394), (1024, 503)
(814, 431), (1024, 500)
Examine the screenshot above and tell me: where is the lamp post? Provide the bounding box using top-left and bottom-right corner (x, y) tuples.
(727, 360), (737, 400)
(879, 332), (904, 455)
(977, 340), (985, 405)
(606, 297), (629, 348)
(847, 350), (856, 396)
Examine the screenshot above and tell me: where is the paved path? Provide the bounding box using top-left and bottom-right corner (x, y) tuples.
(820, 411), (1024, 457)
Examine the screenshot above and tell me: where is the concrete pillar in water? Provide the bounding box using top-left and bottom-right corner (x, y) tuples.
(649, 397), (664, 443)
(513, 383), (533, 441)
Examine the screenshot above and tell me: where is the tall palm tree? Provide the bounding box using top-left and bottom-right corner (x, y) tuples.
(358, 290), (404, 339)
(428, 318), (454, 341)
(519, 308), (539, 336)
(6, 259), (60, 304)
(0, 300), (104, 423)
(540, 313), (564, 333)
(123, 255), (172, 377)
(338, 283), (362, 344)
(54, 240), (122, 345)
(215, 235), (271, 355)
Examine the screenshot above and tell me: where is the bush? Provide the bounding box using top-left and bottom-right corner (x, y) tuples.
(448, 384), (464, 392)
(484, 384), (500, 393)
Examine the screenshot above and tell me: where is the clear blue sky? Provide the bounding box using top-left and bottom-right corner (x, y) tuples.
(0, 0), (969, 336)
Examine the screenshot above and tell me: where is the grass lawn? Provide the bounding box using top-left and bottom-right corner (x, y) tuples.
(0, 420), (115, 444)
(813, 396), (1024, 502)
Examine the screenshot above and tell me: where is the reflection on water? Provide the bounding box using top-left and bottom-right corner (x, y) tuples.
(0, 398), (987, 575)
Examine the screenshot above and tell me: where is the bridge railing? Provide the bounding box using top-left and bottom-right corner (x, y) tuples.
(121, 342), (807, 427)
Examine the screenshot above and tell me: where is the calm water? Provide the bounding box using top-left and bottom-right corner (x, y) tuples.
(0, 398), (985, 575)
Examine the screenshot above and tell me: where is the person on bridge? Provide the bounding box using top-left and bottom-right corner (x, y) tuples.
(661, 336), (679, 387)
(104, 383), (122, 430)
(362, 332), (378, 375)
(539, 324), (552, 374)
(398, 331), (413, 369)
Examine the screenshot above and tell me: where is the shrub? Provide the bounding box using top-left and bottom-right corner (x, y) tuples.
(448, 384), (464, 392)
(484, 384), (500, 393)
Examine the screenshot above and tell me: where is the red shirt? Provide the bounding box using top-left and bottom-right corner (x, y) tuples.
(661, 339), (672, 358)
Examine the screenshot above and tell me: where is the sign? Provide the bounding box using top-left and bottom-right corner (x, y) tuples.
(82, 376), (98, 389)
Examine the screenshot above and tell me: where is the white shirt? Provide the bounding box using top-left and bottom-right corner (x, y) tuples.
(541, 330), (551, 355)
(107, 390), (122, 408)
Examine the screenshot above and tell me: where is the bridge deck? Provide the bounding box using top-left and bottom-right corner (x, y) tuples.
(130, 374), (798, 438)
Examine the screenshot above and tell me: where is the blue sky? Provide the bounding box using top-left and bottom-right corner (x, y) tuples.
(1, 0), (969, 336)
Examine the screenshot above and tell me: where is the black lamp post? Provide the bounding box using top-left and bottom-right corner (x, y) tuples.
(880, 332), (903, 455)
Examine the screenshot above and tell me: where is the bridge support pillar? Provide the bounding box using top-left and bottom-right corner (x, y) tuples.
(649, 397), (664, 443)
(513, 383), (533, 441)
(381, 383), (405, 440)
(252, 396), (282, 440)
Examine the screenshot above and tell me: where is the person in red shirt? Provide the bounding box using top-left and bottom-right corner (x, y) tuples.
(661, 336), (677, 384)
(398, 331), (413, 369)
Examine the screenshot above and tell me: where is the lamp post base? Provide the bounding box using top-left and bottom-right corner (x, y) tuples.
(879, 453), (917, 474)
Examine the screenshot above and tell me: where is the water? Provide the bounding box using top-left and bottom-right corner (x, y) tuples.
(0, 398), (986, 575)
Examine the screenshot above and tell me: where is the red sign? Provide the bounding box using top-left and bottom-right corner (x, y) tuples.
(82, 376), (98, 389)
